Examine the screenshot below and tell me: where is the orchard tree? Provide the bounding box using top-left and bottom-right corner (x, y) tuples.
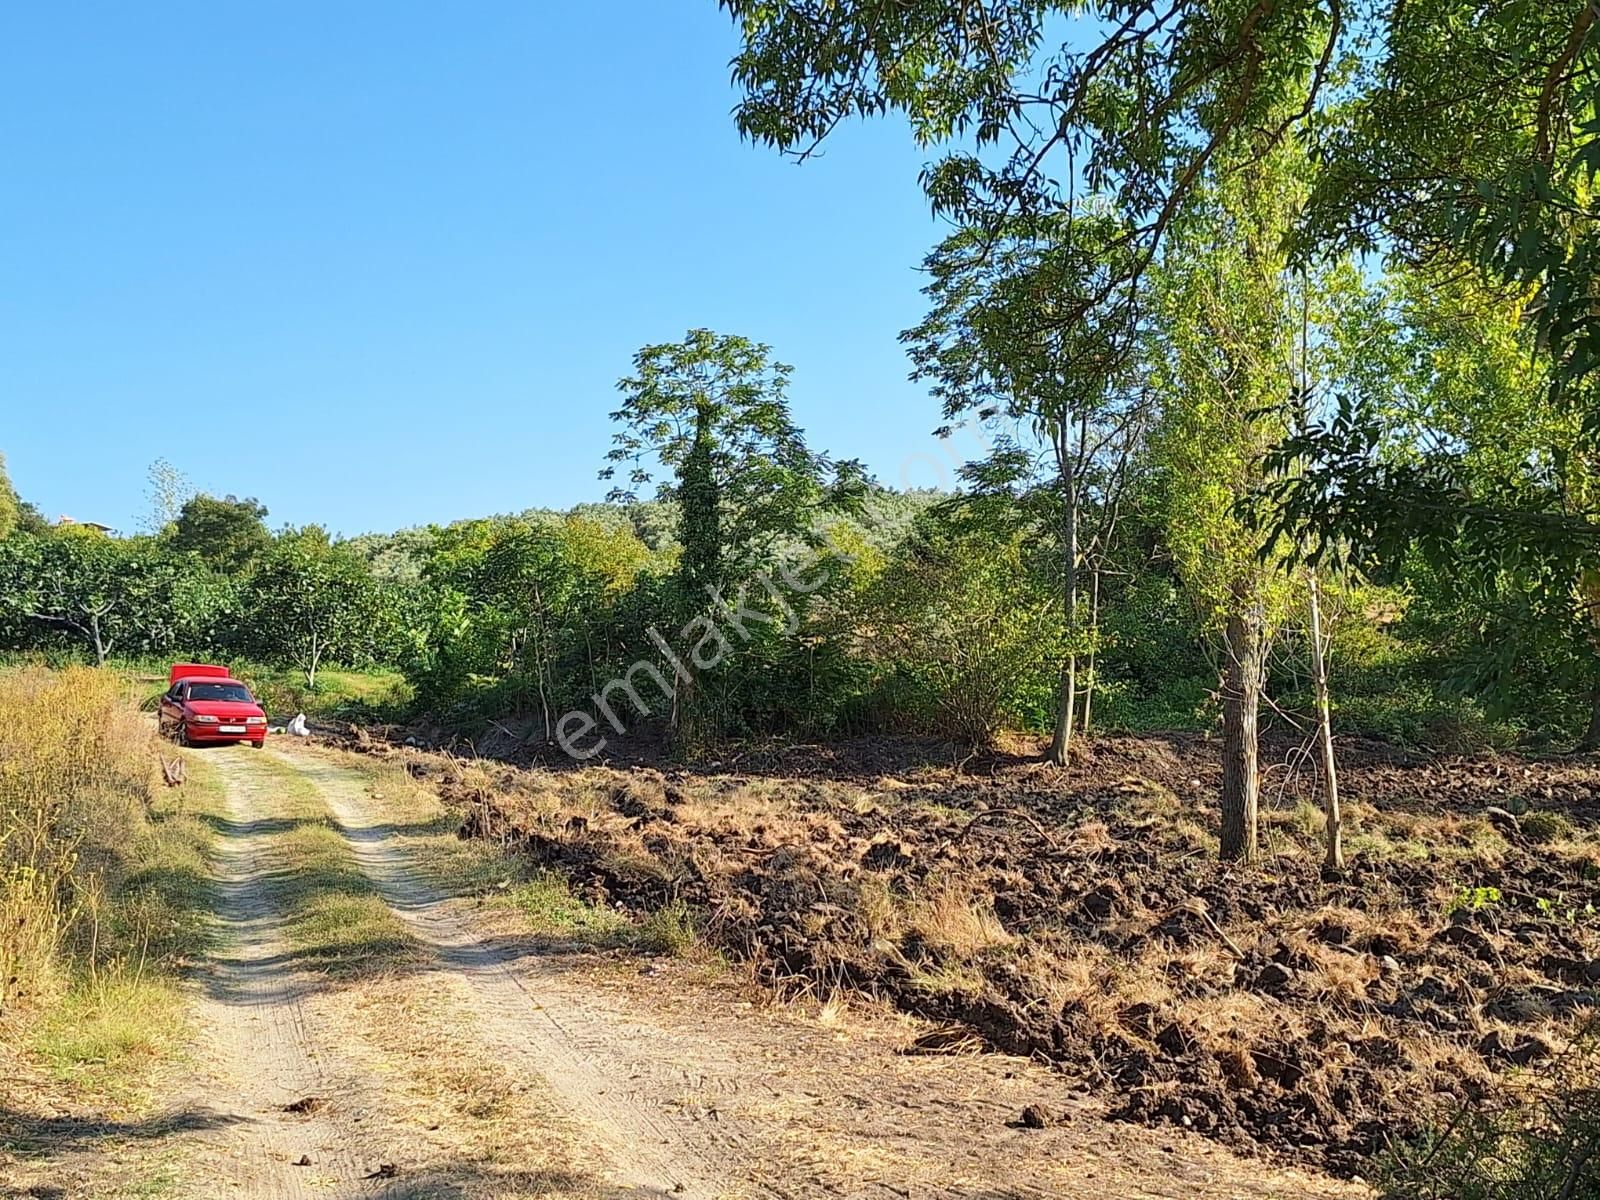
(865, 507), (1062, 746)
(168, 494), (271, 571)
(0, 531), (181, 665)
(459, 520), (589, 740)
(244, 530), (385, 688)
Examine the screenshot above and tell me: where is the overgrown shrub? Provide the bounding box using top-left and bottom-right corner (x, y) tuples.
(860, 523), (1060, 745)
(1382, 1024), (1600, 1199)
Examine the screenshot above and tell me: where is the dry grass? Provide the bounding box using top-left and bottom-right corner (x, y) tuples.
(0, 669), (219, 1051)
(904, 877), (1013, 956)
(0, 665), (225, 1157)
(853, 876), (902, 942)
(0, 666), (160, 1012)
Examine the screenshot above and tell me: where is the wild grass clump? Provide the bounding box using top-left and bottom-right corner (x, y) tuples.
(637, 898), (700, 956)
(0, 666), (161, 1014)
(1520, 809), (1572, 846)
(504, 871), (630, 945)
(0, 665), (223, 1105)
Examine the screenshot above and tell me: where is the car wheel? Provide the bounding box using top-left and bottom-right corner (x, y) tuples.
(178, 726), (191, 748)
(251, 739), (265, 750)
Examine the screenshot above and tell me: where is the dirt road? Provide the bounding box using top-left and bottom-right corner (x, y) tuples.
(129, 745), (1362, 1199)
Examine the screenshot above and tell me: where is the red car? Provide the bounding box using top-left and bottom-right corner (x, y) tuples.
(158, 663), (268, 748)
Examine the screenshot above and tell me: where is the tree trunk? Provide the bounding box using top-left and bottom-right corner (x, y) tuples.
(1048, 438), (1080, 767)
(1307, 569), (1343, 869)
(534, 635), (553, 743)
(1049, 661), (1078, 766)
(1220, 604), (1263, 863)
(507, 632), (527, 715)
(1581, 683), (1600, 751)
(1082, 566), (1102, 734)
(88, 610), (108, 667)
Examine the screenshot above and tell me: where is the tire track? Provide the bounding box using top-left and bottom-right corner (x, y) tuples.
(183, 760), (393, 1198)
(260, 750), (758, 1200)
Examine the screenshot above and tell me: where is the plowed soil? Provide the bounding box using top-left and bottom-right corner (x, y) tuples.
(396, 730), (1600, 1178)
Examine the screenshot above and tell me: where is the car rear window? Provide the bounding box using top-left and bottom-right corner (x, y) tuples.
(188, 683), (254, 703)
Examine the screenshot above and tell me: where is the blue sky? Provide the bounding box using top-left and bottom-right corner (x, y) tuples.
(1, 2), (977, 536)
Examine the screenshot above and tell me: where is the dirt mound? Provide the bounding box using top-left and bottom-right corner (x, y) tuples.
(425, 735), (1600, 1175)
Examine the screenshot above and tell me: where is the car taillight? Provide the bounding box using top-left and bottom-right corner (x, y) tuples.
(245, 717), (266, 725)
(192, 714), (219, 724)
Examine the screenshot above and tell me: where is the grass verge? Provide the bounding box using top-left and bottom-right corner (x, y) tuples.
(217, 749), (424, 979)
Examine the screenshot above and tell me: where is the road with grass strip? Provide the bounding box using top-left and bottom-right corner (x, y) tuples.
(183, 745), (747, 1199)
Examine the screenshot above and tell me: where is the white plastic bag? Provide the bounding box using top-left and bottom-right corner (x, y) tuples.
(287, 712), (310, 738)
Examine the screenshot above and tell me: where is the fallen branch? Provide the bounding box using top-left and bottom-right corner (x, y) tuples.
(947, 806), (1064, 853)
(1179, 897), (1247, 959)
(160, 755), (186, 788)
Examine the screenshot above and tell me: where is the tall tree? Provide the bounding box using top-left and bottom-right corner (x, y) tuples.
(905, 213), (1147, 765)
(603, 330), (859, 592)
(602, 329), (863, 738)
(1273, 0), (1600, 748)
(142, 458), (193, 534)
(168, 494), (272, 572)
(1150, 139), (1305, 862)
(718, 0), (1343, 853)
